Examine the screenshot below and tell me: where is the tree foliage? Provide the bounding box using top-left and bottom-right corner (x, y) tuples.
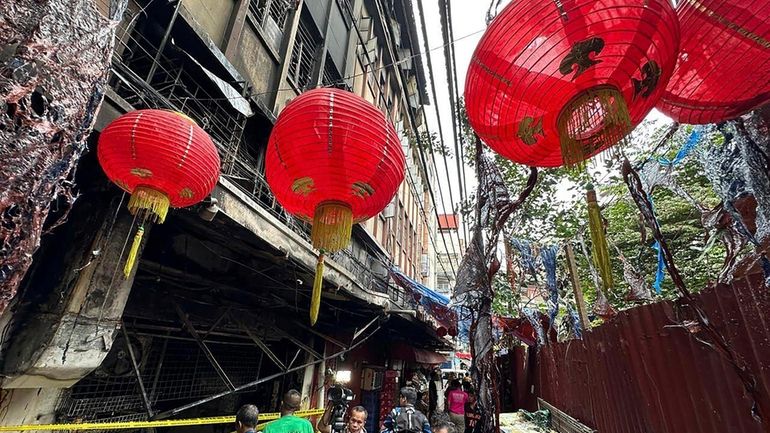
(457, 99), (727, 321)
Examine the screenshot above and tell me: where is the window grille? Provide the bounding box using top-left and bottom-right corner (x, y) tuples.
(288, 16), (321, 90)
(249, 0), (292, 30)
(322, 54), (349, 90)
(248, 0), (292, 51)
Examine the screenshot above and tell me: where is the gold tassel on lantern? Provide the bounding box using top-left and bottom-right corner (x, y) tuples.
(308, 201), (354, 325)
(557, 87), (632, 170)
(122, 186), (170, 278)
(123, 226), (145, 278)
(311, 201), (353, 251)
(586, 185), (613, 290)
(127, 186), (170, 223)
(310, 253), (324, 326)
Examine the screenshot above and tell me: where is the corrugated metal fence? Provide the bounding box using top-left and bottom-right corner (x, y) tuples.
(536, 272), (770, 433)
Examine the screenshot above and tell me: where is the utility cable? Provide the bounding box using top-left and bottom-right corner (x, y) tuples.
(415, 0), (466, 273)
(343, 0), (458, 277)
(438, 0), (471, 245)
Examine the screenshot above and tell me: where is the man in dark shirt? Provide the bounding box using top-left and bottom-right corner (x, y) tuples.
(235, 404), (259, 433)
(381, 386), (432, 433)
(463, 391), (482, 433)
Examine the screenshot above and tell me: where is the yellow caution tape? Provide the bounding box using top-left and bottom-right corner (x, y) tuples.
(0, 408), (326, 431)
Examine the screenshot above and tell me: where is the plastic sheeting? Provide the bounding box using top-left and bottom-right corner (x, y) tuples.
(639, 128), (705, 293)
(698, 122), (770, 284)
(577, 233), (617, 320)
(0, 0), (125, 313)
(452, 142), (538, 433)
(736, 111), (770, 243)
(389, 267), (457, 333)
(510, 238), (539, 282)
(541, 245), (559, 323)
(617, 248), (653, 302)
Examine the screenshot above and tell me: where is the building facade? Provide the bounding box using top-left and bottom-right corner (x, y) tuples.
(436, 213), (463, 297)
(0, 0), (451, 428)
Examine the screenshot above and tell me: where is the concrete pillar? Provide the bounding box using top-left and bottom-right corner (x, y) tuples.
(2, 194), (148, 389)
(315, 349), (327, 411)
(300, 349), (317, 410)
(0, 388), (62, 427)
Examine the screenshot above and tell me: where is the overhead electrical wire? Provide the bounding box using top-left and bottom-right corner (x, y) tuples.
(437, 0), (470, 245)
(368, 0), (461, 277)
(342, 0), (458, 278)
(413, 0), (466, 276)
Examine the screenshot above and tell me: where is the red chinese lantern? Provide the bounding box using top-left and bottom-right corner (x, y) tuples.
(464, 0), (680, 167)
(266, 88), (405, 325)
(98, 109), (221, 276)
(657, 0), (770, 124)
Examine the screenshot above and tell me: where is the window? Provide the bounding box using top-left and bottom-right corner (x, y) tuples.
(336, 0), (354, 27)
(322, 54), (349, 90)
(248, 0), (292, 52)
(288, 13), (322, 90)
(437, 280), (451, 294)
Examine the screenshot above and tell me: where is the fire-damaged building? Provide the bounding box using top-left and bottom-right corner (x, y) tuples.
(0, 0), (455, 429)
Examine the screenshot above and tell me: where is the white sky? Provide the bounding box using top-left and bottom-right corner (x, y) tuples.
(412, 1), (485, 216)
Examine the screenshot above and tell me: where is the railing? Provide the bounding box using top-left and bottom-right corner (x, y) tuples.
(247, 0), (291, 53)
(287, 15), (321, 90)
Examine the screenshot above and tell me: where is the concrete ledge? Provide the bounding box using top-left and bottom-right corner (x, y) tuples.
(215, 177), (390, 308)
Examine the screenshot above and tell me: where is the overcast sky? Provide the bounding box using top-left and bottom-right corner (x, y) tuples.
(412, 0), (485, 216)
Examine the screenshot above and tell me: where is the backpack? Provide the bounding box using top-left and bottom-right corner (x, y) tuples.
(393, 406), (425, 433)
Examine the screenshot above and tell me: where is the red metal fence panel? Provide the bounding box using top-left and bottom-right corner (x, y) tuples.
(537, 272), (770, 433)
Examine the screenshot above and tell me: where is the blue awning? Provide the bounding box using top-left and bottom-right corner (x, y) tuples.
(389, 267), (450, 305)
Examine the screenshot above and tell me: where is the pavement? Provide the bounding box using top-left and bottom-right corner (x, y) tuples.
(499, 412), (556, 433)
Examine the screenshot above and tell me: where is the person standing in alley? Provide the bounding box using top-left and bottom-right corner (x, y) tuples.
(264, 390), (314, 433)
(382, 386), (431, 433)
(432, 420), (455, 433)
(235, 404), (260, 433)
(444, 380), (467, 429)
(429, 369), (443, 419)
(415, 391), (430, 415)
(463, 390), (482, 433)
(317, 405), (369, 433)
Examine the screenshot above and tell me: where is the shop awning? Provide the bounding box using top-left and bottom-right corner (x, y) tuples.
(391, 342), (448, 366)
(415, 348), (448, 365)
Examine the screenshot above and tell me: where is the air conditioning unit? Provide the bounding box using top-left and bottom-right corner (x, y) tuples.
(382, 200), (396, 219)
(420, 254), (430, 277)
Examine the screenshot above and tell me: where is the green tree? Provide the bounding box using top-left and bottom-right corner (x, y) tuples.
(458, 101), (727, 320)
